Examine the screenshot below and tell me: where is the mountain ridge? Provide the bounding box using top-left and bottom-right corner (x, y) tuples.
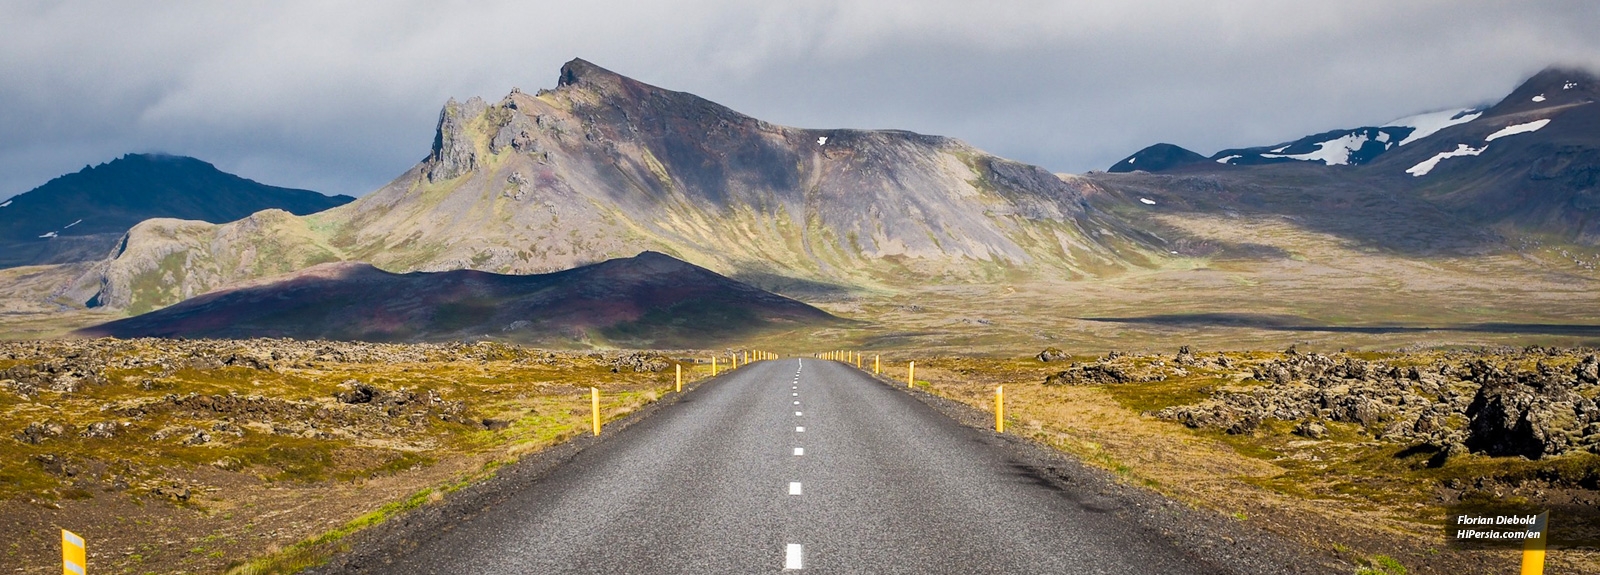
(0, 154), (353, 269)
(74, 58), (1159, 314)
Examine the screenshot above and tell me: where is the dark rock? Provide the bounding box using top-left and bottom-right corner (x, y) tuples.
(15, 421), (65, 444)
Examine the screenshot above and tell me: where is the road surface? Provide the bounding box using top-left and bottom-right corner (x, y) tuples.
(349, 359), (1218, 574)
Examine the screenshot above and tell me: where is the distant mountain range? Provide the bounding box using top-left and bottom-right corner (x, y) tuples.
(5, 59), (1595, 351)
(66, 59), (1157, 314)
(78, 251), (836, 347)
(0, 154), (353, 268)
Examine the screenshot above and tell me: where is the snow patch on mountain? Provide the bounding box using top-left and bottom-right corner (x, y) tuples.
(1485, 119), (1551, 142)
(1532, 94), (1547, 102)
(1384, 108), (1483, 146)
(1261, 133), (1370, 166)
(1407, 144), (1486, 177)
(0, 200), (10, 208)
(63, 219), (82, 229)
(38, 231), (57, 239)
(1139, 198), (1157, 205)
(1216, 155), (1241, 164)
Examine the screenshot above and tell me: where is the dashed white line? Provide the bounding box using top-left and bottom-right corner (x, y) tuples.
(785, 543), (803, 569)
(789, 482), (802, 495)
(796, 426), (805, 432)
(795, 411), (802, 416)
(792, 392), (799, 396)
(794, 447), (805, 456)
(793, 400), (800, 405)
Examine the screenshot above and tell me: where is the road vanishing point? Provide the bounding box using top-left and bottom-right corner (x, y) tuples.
(332, 359), (1217, 574)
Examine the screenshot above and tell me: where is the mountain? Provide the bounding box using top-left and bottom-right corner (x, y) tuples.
(1372, 67), (1600, 242)
(76, 251), (837, 347)
(1107, 143), (1207, 173)
(71, 58), (1159, 314)
(1100, 66), (1600, 244)
(0, 154), (353, 268)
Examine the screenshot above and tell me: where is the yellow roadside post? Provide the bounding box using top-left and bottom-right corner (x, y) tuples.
(856, 352), (861, 368)
(712, 357), (718, 376)
(590, 387), (601, 436)
(908, 361), (916, 388)
(676, 364), (682, 393)
(733, 353), (738, 369)
(874, 354), (880, 374)
(1521, 511), (1548, 575)
(995, 386), (1005, 432)
(63, 529), (85, 575)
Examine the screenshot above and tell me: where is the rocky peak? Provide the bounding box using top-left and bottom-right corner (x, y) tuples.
(558, 58), (623, 89)
(425, 96), (486, 182)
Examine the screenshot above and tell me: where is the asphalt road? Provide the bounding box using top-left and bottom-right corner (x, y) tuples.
(363, 359), (1219, 574)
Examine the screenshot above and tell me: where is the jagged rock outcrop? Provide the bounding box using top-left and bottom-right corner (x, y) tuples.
(426, 97), (486, 182)
(1152, 350), (1600, 458)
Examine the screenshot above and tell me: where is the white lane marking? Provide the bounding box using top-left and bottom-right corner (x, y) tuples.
(794, 400), (800, 405)
(789, 481), (803, 495)
(796, 411), (802, 416)
(794, 447), (805, 456)
(785, 543), (803, 569)
(793, 392), (799, 396)
(796, 426), (805, 432)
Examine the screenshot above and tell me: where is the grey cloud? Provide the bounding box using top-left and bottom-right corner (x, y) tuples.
(2, 0), (1597, 199)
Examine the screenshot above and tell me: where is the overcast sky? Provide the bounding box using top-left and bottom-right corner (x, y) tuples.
(3, 1), (1598, 200)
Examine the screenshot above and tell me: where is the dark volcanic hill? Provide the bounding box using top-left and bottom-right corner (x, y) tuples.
(1, 154), (353, 268)
(1108, 143), (1208, 173)
(75, 58), (1156, 314)
(76, 251), (838, 347)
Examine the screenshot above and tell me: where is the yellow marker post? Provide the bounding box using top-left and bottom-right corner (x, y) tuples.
(62, 529), (85, 575)
(712, 357), (718, 376)
(995, 386), (1005, 433)
(676, 364), (682, 393)
(590, 387), (601, 436)
(1521, 511), (1548, 575)
(856, 352), (861, 368)
(908, 361), (916, 388)
(874, 354), (880, 374)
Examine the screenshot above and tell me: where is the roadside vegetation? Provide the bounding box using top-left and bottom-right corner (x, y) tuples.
(885, 347), (1600, 575)
(0, 339), (703, 574)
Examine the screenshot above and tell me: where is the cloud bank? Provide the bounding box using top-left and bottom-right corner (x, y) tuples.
(3, 0), (1597, 199)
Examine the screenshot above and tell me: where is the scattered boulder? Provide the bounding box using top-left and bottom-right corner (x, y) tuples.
(1294, 420), (1327, 439)
(1036, 348), (1070, 362)
(15, 421), (66, 444)
(81, 421), (122, 439)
